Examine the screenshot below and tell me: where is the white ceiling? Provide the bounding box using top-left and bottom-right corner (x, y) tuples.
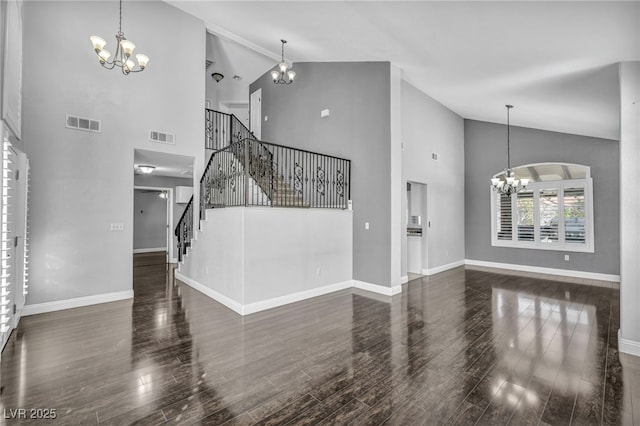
(205, 32), (276, 104)
(134, 149), (194, 178)
(168, 0), (640, 140)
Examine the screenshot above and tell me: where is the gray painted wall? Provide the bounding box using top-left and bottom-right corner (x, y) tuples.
(401, 81), (465, 276)
(134, 189), (168, 250)
(464, 119), (620, 275)
(134, 174), (192, 257)
(22, 1), (204, 304)
(250, 62), (392, 287)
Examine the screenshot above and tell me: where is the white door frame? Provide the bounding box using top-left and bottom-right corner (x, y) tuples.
(133, 186), (174, 262)
(250, 88), (262, 140)
(405, 180), (429, 276)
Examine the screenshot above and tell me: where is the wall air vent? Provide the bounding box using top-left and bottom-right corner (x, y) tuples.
(205, 59), (214, 70)
(66, 115), (101, 133)
(149, 130), (175, 145)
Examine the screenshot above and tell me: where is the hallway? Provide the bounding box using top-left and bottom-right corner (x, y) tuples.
(0, 255), (637, 424)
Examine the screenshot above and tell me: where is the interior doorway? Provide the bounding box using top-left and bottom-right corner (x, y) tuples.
(406, 181), (428, 277)
(133, 187), (172, 266)
(133, 148), (195, 266)
(250, 88), (262, 140)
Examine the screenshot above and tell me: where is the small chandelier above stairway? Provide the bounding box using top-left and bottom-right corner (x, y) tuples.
(490, 105), (529, 196)
(271, 40), (296, 84)
(89, 0), (149, 75)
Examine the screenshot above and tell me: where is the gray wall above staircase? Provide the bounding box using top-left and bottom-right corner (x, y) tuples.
(250, 62), (392, 287)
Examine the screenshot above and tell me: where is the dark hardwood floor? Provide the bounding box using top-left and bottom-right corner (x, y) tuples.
(1, 253), (638, 425)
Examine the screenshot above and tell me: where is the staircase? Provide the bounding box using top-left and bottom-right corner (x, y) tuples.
(175, 109), (351, 261)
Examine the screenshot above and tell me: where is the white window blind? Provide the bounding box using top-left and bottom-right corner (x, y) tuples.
(491, 165), (594, 253)
(539, 189), (559, 243)
(516, 190), (534, 242)
(22, 161), (30, 296)
(564, 187), (586, 245)
(1, 139), (14, 334)
(496, 194), (512, 241)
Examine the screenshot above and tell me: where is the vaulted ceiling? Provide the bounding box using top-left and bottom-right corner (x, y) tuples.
(168, 1), (640, 141)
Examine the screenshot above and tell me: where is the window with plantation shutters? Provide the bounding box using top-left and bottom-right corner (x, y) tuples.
(496, 194), (512, 241)
(1, 138), (14, 344)
(516, 190), (534, 241)
(564, 187), (586, 244)
(539, 189), (559, 243)
(491, 163), (594, 253)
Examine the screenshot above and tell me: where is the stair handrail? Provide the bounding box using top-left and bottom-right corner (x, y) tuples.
(205, 108), (255, 151)
(200, 137), (351, 210)
(176, 108), (352, 262)
(174, 196), (193, 262)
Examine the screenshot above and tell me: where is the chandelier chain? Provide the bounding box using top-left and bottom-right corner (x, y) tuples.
(506, 104), (513, 173)
(118, 0), (123, 36)
(490, 104), (528, 196)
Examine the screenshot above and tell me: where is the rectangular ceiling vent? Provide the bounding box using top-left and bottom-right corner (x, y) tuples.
(149, 130), (175, 145)
(66, 115), (101, 133)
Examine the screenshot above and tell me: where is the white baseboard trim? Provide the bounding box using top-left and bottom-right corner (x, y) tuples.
(464, 259), (620, 282)
(619, 329), (640, 357)
(243, 280), (353, 315)
(354, 280), (402, 296)
(174, 273), (403, 316)
(423, 260), (466, 276)
(400, 275), (408, 284)
(133, 247), (166, 254)
(22, 290), (134, 316)
(175, 271), (244, 315)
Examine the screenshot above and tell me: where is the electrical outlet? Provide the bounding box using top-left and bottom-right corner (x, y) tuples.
(365, 222), (370, 230)
(316, 267), (321, 276)
(564, 254), (570, 261)
(110, 223), (124, 231)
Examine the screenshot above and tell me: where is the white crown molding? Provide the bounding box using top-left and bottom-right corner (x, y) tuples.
(205, 23), (282, 62)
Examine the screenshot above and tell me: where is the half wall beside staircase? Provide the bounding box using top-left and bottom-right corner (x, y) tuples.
(174, 109), (355, 314)
(176, 109), (352, 262)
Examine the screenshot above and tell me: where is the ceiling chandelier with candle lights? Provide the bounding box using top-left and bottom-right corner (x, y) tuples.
(89, 0), (149, 75)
